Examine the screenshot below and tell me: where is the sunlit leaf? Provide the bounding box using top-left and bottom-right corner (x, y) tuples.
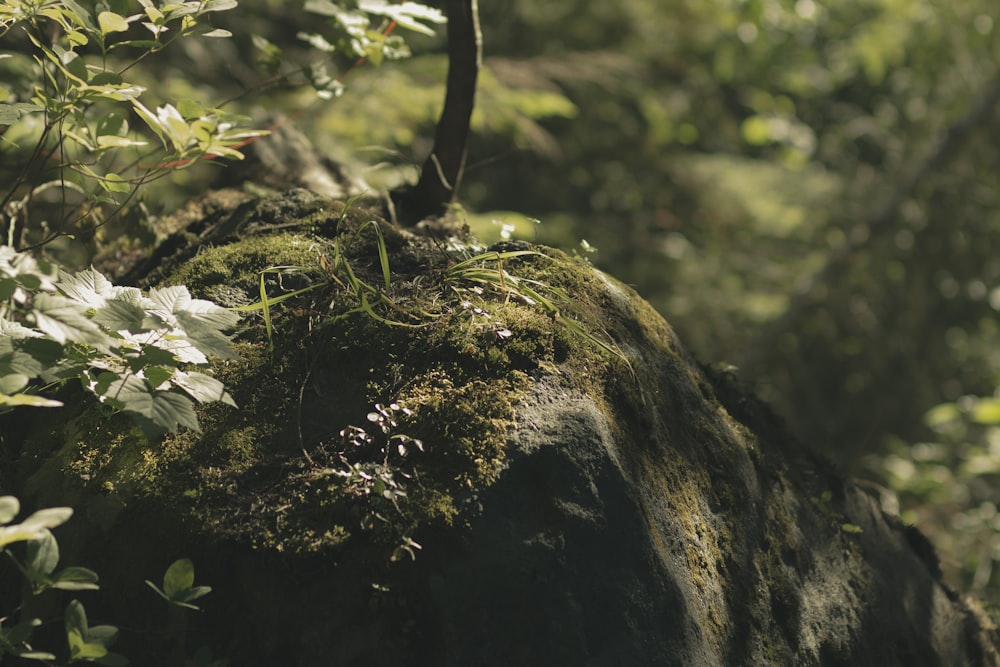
(97, 11), (129, 34)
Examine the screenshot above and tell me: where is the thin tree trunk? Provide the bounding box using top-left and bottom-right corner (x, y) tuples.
(392, 0), (481, 225)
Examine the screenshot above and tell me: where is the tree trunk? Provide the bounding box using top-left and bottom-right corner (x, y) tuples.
(392, 0), (481, 225)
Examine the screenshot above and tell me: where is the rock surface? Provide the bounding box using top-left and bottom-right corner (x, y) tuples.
(4, 187), (998, 666)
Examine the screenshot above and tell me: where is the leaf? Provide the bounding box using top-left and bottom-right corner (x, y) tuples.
(163, 558), (195, 597)
(199, 28), (232, 38)
(925, 402), (960, 429)
(0, 393), (64, 408)
(51, 566), (100, 591)
(0, 102), (43, 125)
(69, 630), (108, 660)
(86, 625), (118, 646)
(143, 365), (174, 390)
(1, 337), (66, 379)
(59, 267), (115, 308)
(32, 294), (112, 349)
(97, 374), (200, 433)
(101, 173), (132, 193)
(26, 530), (59, 576)
(65, 599), (88, 639)
(172, 370), (236, 406)
(0, 317), (44, 338)
(0, 373), (29, 394)
(0, 496), (20, 524)
(147, 391), (200, 433)
(94, 371), (147, 410)
(92, 297), (146, 333)
(65, 600), (115, 660)
(201, 0), (238, 12)
(97, 134), (148, 149)
(358, 0), (446, 36)
(97, 11), (129, 34)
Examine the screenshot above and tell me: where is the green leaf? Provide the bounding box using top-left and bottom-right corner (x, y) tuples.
(102, 173), (132, 193)
(0, 393), (64, 408)
(65, 598), (88, 639)
(201, 0), (238, 12)
(0, 374), (29, 394)
(96, 374), (200, 433)
(86, 625), (118, 646)
(51, 566), (100, 591)
(26, 530), (59, 576)
(357, 0), (446, 36)
(96, 111), (127, 136)
(172, 370), (236, 406)
(94, 372), (148, 409)
(199, 28), (232, 38)
(0, 102), (43, 125)
(0, 318), (42, 339)
(146, 391), (200, 433)
(177, 98), (204, 119)
(33, 294), (113, 349)
(0, 497), (20, 524)
(67, 29), (89, 46)
(925, 402), (960, 429)
(163, 558), (196, 597)
(97, 134), (147, 149)
(92, 298), (146, 332)
(59, 267), (115, 308)
(98, 11), (129, 34)
(143, 365), (175, 391)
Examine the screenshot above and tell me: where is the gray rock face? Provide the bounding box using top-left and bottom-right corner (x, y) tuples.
(404, 366), (998, 667)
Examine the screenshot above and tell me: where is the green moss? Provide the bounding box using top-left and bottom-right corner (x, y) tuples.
(162, 233), (322, 305)
(22, 198), (627, 560)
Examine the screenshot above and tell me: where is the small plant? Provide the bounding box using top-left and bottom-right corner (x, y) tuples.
(300, 402), (426, 561)
(64, 599), (125, 665)
(145, 558), (212, 611)
(0, 0), (263, 250)
(0, 495), (126, 664)
(1, 246), (239, 435)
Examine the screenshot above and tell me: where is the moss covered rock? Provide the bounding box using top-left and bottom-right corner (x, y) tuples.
(4, 188), (999, 666)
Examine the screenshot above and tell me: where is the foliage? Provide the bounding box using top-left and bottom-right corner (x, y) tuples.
(0, 245), (239, 435)
(0, 0), (263, 253)
(330, 402), (426, 561)
(0, 496), (217, 663)
(145, 557), (212, 610)
(0, 496), (125, 664)
(0, 0), (446, 259)
(874, 393), (1000, 604)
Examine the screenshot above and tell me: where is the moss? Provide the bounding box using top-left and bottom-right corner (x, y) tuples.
(161, 233), (322, 306)
(20, 191), (641, 562)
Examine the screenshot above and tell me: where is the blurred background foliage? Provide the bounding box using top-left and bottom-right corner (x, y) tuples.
(5, 0), (1000, 606)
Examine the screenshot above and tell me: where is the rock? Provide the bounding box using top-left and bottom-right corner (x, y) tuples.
(4, 188), (998, 666)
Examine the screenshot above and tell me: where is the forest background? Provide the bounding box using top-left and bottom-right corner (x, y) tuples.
(4, 0), (1000, 610)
